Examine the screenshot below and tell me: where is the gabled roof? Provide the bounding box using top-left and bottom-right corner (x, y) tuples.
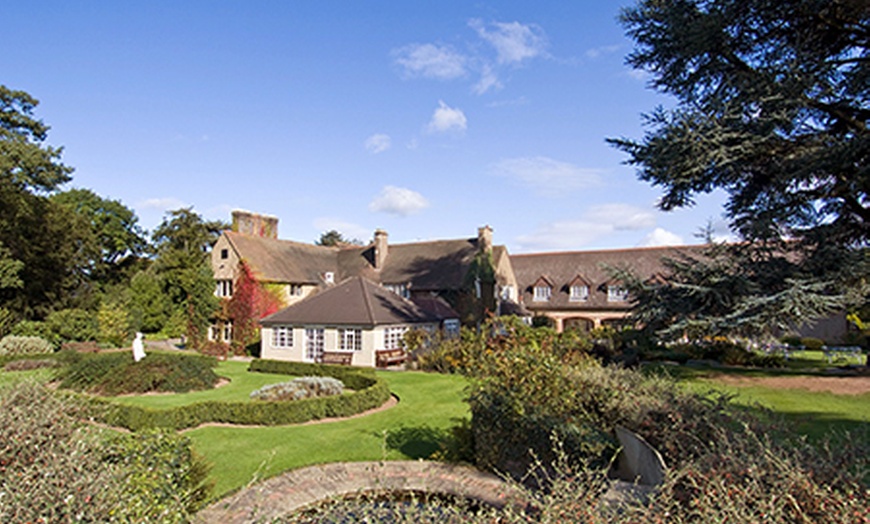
(568, 274), (591, 287)
(226, 228), (490, 292)
(511, 245), (702, 310)
(260, 276), (454, 327)
(224, 231), (338, 284)
(336, 238), (482, 291)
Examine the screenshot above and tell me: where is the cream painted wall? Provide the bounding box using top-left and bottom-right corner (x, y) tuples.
(260, 322), (441, 368)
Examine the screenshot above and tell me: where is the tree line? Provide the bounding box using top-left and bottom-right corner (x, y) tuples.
(0, 85), (225, 347)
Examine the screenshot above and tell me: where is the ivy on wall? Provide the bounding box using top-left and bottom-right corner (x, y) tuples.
(226, 261), (283, 355)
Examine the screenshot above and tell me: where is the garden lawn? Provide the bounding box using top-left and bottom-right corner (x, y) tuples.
(110, 360), (295, 408)
(185, 370), (469, 498)
(674, 367), (870, 440)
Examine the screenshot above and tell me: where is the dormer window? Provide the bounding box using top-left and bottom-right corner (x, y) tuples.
(533, 285), (551, 302)
(568, 275), (590, 302)
(570, 284), (589, 302)
(384, 283), (410, 299)
(607, 285), (629, 302)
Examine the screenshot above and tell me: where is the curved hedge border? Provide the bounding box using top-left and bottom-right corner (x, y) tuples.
(76, 359), (391, 432)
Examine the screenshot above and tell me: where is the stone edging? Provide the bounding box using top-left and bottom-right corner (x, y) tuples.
(195, 461), (525, 523)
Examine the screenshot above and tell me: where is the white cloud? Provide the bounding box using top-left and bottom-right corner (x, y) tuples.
(427, 101), (467, 133)
(469, 19), (548, 65)
(514, 203), (663, 251)
(585, 44), (621, 59)
(368, 186), (430, 216)
(585, 203), (656, 230)
(641, 227), (684, 247)
(364, 133), (391, 154)
(515, 220), (613, 251)
(392, 43), (467, 80)
(472, 63), (503, 94)
(490, 156), (602, 196)
(625, 68), (651, 81)
(138, 197), (186, 211)
(312, 217), (370, 242)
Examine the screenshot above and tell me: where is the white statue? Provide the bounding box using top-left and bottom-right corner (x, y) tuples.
(132, 332), (146, 362)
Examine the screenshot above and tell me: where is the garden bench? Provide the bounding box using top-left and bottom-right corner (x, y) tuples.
(821, 346), (863, 364)
(321, 352), (353, 366)
(61, 341), (100, 353)
(375, 349), (406, 368)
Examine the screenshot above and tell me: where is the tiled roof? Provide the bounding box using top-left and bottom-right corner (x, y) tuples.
(261, 276), (453, 327)
(228, 230), (487, 292)
(511, 245), (702, 311)
(224, 231), (338, 284)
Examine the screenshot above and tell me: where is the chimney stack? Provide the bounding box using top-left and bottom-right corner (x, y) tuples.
(478, 225), (493, 254)
(232, 210), (278, 239)
(373, 229), (389, 269)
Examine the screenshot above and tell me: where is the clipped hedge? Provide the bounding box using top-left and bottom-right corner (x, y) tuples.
(57, 351), (220, 395)
(79, 359), (391, 431)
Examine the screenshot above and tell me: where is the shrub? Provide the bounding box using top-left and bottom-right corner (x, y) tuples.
(57, 351), (220, 395)
(200, 340), (230, 359)
(103, 430), (212, 521)
(801, 337), (825, 351)
(98, 301), (132, 347)
(9, 320), (56, 344)
(45, 308), (99, 342)
(0, 382), (120, 523)
(0, 335), (54, 356)
(250, 376), (345, 401)
(0, 382), (212, 523)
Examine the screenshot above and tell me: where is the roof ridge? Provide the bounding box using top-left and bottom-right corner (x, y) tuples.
(511, 244), (701, 257)
(357, 277), (377, 325)
(225, 230), (339, 251)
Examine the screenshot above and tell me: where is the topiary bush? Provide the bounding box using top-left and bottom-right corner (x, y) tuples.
(0, 335), (54, 356)
(250, 376), (345, 401)
(57, 351), (220, 395)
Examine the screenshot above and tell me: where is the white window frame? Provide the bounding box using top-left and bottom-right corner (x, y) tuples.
(569, 285), (589, 302)
(338, 328), (362, 351)
(383, 326), (408, 350)
(215, 279), (233, 298)
(289, 284), (303, 296)
(384, 283), (410, 299)
(533, 285), (551, 302)
(223, 322), (232, 342)
(272, 326), (293, 348)
(305, 328), (325, 361)
(607, 285), (629, 302)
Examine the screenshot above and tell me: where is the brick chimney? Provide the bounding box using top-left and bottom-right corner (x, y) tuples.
(477, 225), (493, 254)
(373, 229), (388, 269)
(232, 210), (278, 239)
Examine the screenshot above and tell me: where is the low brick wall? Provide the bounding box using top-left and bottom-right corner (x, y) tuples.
(195, 461), (524, 523)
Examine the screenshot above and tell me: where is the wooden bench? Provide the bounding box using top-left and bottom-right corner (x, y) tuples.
(376, 349), (406, 368)
(321, 352), (353, 366)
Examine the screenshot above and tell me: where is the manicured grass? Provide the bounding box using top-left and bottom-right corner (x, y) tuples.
(110, 360), (295, 408)
(661, 363), (870, 440)
(186, 370), (469, 498)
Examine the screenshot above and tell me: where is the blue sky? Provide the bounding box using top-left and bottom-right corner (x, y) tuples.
(3, 1), (732, 252)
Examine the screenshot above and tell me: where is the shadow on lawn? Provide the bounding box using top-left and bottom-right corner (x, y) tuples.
(380, 420), (473, 461)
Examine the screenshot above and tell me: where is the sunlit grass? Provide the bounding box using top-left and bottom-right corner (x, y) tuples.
(186, 370), (469, 498)
(109, 359), (295, 408)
